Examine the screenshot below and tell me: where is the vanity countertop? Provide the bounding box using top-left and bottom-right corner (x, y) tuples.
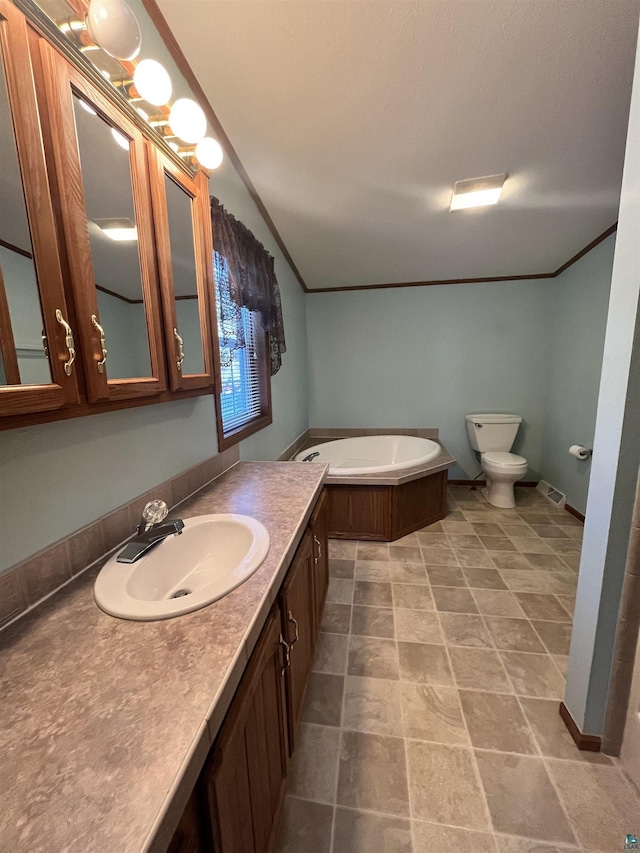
(0, 461), (327, 853)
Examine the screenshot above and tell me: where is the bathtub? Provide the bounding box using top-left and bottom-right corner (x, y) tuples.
(295, 434), (442, 476)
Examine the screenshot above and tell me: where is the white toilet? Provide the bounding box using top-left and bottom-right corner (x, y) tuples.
(465, 414), (528, 508)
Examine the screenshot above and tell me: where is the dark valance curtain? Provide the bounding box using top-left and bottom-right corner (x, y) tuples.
(210, 196), (286, 375)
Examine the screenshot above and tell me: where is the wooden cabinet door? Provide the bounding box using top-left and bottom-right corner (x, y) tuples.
(166, 790), (206, 853)
(0, 2), (80, 417)
(279, 530), (315, 753)
(149, 148), (215, 392)
(310, 489), (330, 634)
(203, 605), (288, 853)
(37, 41), (167, 404)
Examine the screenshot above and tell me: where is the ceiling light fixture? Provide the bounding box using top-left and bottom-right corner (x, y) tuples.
(195, 137), (223, 170)
(169, 98), (207, 144)
(95, 217), (138, 241)
(133, 59), (172, 106)
(449, 173), (506, 211)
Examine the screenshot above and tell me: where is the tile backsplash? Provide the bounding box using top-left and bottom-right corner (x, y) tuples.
(0, 445), (239, 631)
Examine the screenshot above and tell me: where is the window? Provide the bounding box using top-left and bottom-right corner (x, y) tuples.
(213, 253), (272, 448)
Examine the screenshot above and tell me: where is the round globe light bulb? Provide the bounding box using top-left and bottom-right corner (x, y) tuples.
(111, 127), (130, 151)
(86, 0), (141, 61)
(133, 59), (172, 106)
(195, 137), (223, 170)
(169, 98), (206, 144)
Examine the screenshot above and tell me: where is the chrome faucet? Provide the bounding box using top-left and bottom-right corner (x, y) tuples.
(302, 451), (320, 462)
(116, 500), (184, 564)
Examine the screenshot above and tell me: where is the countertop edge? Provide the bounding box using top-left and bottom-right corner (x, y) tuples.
(323, 445), (456, 486)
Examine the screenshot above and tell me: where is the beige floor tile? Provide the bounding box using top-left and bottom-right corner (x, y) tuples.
(337, 730), (410, 815)
(394, 609), (443, 644)
(314, 632), (349, 674)
(348, 635), (399, 679)
(475, 751), (576, 844)
(407, 741), (491, 830)
(545, 572), (578, 597)
(531, 621), (573, 655)
(393, 532), (420, 546)
(398, 641), (453, 685)
(547, 760), (640, 851)
(493, 834), (578, 852)
(439, 613), (494, 648)
(389, 545), (423, 563)
(302, 673), (345, 727)
(459, 690), (537, 753)
(355, 561), (391, 581)
(552, 655), (569, 676)
(490, 552), (535, 571)
(560, 554), (580, 572)
(342, 675), (403, 736)
(514, 593), (571, 622)
(511, 537), (554, 554)
(357, 543), (391, 561)
(321, 602), (352, 635)
(433, 585), (479, 614)
(288, 723), (341, 803)
(448, 533), (485, 550)
(457, 549), (497, 568)
(350, 605), (395, 639)
(519, 698), (611, 763)
(415, 531), (448, 546)
(441, 520), (475, 534)
(500, 523), (537, 537)
(329, 540), (357, 559)
(413, 822), (498, 852)
(416, 521), (444, 534)
(555, 596), (576, 618)
(353, 580), (392, 607)
(327, 577), (354, 604)
(401, 682), (469, 744)
(480, 536), (519, 552)
(392, 583), (435, 610)
(500, 570), (558, 594)
(526, 553), (571, 571)
(333, 808), (412, 853)
(462, 567), (508, 589)
(273, 797), (334, 853)
(530, 525), (569, 540)
(473, 589), (526, 617)
(389, 562), (429, 584)
(549, 539), (581, 555)
(449, 647), (513, 692)
(330, 558), (355, 578)
(421, 545), (459, 566)
(473, 523), (505, 537)
(427, 564), (468, 586)
(500, 652), (566, 698)
(485, 617), (547, 653)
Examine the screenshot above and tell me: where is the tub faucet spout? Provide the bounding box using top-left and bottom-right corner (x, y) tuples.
(302, 451), (320, 462)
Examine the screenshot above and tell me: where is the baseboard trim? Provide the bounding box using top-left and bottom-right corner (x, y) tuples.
(565, 503), (585, 523)
(559, 702), (602, 752)
(448, 479), (538, 488)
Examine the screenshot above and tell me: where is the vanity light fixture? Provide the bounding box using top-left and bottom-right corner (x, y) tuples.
(77, 99), (97, 115)
(195, 137), (224, 170)
(95, 217), (138, 241)
(169, 98), (207, 144)
(449, 173), (506, 211)
(86, 0), (142, 61)
(133, 59), (172, 106)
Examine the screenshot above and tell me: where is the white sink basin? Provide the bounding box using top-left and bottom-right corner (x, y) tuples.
(94, 514), (270, 621)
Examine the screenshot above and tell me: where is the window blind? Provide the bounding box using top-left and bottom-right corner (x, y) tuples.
(218, 306), (262, 434)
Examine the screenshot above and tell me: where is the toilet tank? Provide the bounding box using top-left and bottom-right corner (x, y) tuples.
(466, 414), (522, 452)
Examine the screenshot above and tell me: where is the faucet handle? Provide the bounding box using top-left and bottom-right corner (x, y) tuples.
(138, 499), (168, 534)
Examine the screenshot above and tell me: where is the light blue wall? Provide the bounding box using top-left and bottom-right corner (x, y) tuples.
(539, 235), (615, 515)
(306, 279), (555, 479)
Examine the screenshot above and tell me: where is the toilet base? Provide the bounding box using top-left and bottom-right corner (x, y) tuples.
(482, 480), (517, 509)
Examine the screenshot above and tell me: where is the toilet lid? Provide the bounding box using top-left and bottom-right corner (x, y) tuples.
(483, 451), (527, 467)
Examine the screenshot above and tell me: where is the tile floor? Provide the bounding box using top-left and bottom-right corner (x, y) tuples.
(274, 486), (640, 853)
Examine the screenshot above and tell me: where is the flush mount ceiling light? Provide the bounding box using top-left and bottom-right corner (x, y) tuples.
(449, 173), (507, 211)
(86, 0), (142, 61)
(169, 98), (207, 144)
(196, 137), (224, 170)
(133, 59), (172, 106)
(95, 217), (138, 241)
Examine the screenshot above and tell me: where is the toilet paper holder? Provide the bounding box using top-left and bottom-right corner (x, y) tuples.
(569, 444), (592, 460)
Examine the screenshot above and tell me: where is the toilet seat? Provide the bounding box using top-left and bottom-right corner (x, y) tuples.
(482, 451), (527, 467)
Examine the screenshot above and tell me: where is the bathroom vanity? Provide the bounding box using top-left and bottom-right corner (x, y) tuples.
(0, 462), (329, 853)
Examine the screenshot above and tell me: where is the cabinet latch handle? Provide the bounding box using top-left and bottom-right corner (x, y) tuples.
(313, 534), (322, 564)
(91, 315), (108, 373)
(174, 328), (185, 372)
(55, 309), (76, 376)
(279, 634), (291, 675)
(41, 328), (49, 360)
(288, 611), (300, 647)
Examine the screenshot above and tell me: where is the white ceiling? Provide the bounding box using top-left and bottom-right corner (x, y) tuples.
(160, 1), (638, 289)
